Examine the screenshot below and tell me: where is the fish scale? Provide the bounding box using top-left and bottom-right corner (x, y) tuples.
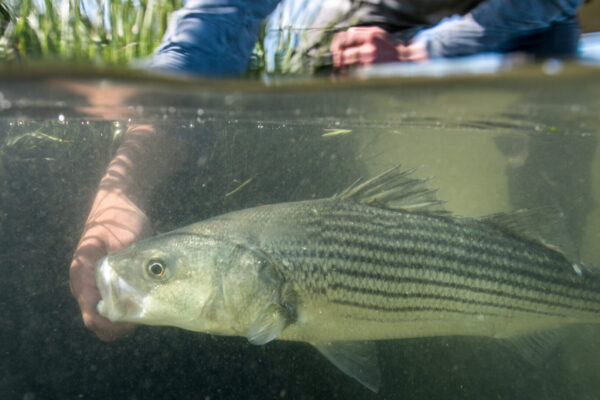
(97, 166), (600, 392)
(247, 200), (600, 321)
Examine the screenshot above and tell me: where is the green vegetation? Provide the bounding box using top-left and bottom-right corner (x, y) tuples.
(0, 0), (340, 74)
(0, 0), (182, 65)
(0, 0), (334, 74)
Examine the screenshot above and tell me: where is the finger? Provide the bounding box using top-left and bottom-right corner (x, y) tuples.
(331, 31), (347, 67)
(330, 31), (346, 53)
(397, 43), (429, 62)
(339, 47), (362, 68)
(357, 44), (379, 65)
(343, 26), (387, 47)
(70, 242), (115, 336)
(332, 27), (380, 54)
(83, 310), (136, 342)
(73, 263), (137, 342)
(70, 258), (103, 326)
(340, 45), (381, 68)
(332, 27), (392, 69)
(72, 236), (107, 267)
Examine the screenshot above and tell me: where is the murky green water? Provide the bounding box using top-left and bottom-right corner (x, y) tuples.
(1, 66), (599, 399)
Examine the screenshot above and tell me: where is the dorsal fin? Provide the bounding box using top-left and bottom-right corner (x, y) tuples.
(481, 206), (578, 261)
(335, 165), (447, 214)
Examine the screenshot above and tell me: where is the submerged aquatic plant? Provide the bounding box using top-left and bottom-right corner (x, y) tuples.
(0, 0), (182, 65)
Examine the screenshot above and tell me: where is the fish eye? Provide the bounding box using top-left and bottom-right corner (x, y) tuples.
(146, 259), (167, 279)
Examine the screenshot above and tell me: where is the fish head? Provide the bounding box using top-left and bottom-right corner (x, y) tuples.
(96, 231), (238, 334)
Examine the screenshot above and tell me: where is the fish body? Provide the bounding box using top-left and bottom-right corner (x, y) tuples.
(96, 167), (600, 391)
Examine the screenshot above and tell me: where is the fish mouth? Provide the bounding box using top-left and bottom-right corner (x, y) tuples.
(96, 258), (143, 322)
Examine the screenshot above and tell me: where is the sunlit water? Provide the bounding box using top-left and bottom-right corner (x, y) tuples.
(1, 66), (599, 399)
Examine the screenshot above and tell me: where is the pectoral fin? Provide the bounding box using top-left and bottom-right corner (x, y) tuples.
(246, 303), (291, 345)
(313, 341), (381, 392)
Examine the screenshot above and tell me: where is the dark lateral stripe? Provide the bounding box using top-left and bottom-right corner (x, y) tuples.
(160, 231), (213, 239)
(278, 244), (600, 304)
(316, 213), (546, 257)
(305, 205), (518, 247)
(306, 204), (555, 252)
(311, 216), (565, 272)
(306, 213), (486, 246)
(318, 232), (562, 278)
(278, 249), (600, 308)
(331, 299), (511, 318)
(314, 236), (582, 291)
(314, 208), (467, 234)
(279, 229), (594, 294)
(327, 266), (600, 313)
(302, 251), (600, 307)
(328, 278), (595, 315)
(302, 220), (568, 285)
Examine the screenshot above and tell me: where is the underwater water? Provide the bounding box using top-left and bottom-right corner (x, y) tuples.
(1, 65), (600, 399)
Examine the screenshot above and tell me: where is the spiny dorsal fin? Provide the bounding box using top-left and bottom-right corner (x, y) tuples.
(335, 165), (447, 214)
(481, 206), (578, 261)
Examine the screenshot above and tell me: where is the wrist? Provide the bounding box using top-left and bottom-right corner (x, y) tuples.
(84, 188), (152, 248)
(97, 124), (165, 209)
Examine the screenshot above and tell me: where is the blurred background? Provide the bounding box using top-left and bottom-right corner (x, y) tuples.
(0, 0), (598, 71)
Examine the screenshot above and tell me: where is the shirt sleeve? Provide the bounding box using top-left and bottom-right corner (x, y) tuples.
(147, 0), (280, 77)
(412, 0), (584, 58)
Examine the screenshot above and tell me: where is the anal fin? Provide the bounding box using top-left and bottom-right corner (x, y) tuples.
(499, 328), (567, 366)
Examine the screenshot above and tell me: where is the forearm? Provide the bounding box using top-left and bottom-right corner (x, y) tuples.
(98, 124), (183, 210)
(413, 0), (584, 57)
(72, 123), (178, 340)
(147, 0), (280, 76)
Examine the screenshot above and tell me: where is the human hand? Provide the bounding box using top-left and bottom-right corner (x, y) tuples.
(70, 189), (152, 341)
(330, 26), (428, 73)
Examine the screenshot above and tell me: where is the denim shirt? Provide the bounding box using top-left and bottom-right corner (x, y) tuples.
(412, 0), (584, 57)
(147, 0), (280, 77)
(148, 0), (584, 76)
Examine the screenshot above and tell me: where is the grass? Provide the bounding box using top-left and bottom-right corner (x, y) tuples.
(0, 0), (183, 66)
(0, 0), (335, 74)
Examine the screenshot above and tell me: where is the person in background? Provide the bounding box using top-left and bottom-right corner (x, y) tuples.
(330, 0), (584, 72)
(147, 0), (585, 77)
(70, 0), (586, 341)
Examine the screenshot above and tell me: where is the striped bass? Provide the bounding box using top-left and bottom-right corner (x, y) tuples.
(96, 166), (600, 391)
